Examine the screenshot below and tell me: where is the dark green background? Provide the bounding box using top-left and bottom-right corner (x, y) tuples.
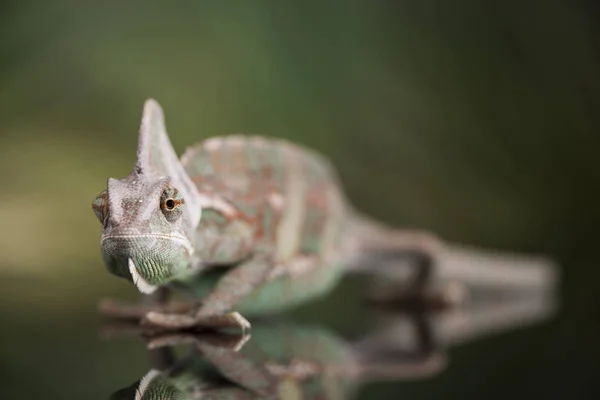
(1, 1), (599, 399)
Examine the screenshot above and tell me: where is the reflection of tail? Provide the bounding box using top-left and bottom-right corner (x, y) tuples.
(350, 289), (557, 382)
(355, 351), (447, 382)
(430, 291), (557, 347)
(350, 311), (448, 382)
(342, 211), (559, 295)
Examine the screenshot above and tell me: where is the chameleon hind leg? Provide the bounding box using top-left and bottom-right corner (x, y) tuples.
(354, 229), (466, 310)
(141, 254), (274, 332)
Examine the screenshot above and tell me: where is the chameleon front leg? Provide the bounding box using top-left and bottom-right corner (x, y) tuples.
(98, 285), (200, 320)
(141, 253), (274, 332)
(99, 255), (219, 320)
(98, 298), (199, 320)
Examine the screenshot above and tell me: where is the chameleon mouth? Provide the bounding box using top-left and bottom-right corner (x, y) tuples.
(128, 258), (159, 294)
(102, 233), (194, 256)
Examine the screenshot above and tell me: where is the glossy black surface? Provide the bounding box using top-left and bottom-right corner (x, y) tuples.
(1, 1), (599, 399)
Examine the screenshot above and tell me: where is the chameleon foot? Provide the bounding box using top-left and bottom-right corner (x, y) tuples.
(141, 310), (251, 334)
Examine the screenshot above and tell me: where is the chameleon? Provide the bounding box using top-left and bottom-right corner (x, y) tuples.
(93, 99), (557, 332)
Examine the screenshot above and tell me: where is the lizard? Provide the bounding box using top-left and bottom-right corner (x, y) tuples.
(92, 99), (557, 332)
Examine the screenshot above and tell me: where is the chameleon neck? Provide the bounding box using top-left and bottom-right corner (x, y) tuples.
(193, 207), (256, 266)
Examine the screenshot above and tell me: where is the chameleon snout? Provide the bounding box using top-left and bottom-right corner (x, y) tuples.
(100, 234), (192, 291)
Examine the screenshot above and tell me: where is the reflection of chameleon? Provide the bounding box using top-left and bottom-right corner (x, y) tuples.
(110, 324), (362, 400)
(108, 321), (443, 400)
(107, 288), (556, 400)
(93, 99), (557, 331)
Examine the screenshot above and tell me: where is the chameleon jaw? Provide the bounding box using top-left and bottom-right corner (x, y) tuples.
(135, 369), (161, 400)
(128, 258), (159, 294)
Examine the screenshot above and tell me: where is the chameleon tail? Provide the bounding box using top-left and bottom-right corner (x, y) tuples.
(341, 212), (559, 303)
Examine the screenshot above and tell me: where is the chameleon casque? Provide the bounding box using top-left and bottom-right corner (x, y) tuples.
(93, 99), (556, 332)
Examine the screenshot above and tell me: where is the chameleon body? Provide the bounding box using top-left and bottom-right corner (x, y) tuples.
(93, 99), (553, 331)
(93, 99), (439, 330)
(177, 134), (352, 316)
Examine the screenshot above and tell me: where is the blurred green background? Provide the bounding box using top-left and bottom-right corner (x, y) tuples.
(1, 1), (599, 399)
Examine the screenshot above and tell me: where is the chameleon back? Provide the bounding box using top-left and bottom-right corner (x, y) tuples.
(180, 135), (353, 314)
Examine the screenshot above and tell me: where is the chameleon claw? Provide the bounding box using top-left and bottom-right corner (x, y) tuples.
(229, 330), (251, 351)
(227, 312), (252, 334)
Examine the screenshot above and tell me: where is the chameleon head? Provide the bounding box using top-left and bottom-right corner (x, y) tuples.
(92, 174), (195, 294)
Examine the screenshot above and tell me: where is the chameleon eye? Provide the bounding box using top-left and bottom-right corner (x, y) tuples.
(92, 190), (108, 223)
(160, 188), (184, 222)
(164, 198), (176, 210)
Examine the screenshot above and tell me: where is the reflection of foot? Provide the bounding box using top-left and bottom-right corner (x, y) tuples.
(142, 310), (252, 334)
(146, 331), (251, 352)
(98, 298), (198, 319)
(362, 352), (447, 381)
(98, 318), (250, 352)
(99, 320), (145, 340)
